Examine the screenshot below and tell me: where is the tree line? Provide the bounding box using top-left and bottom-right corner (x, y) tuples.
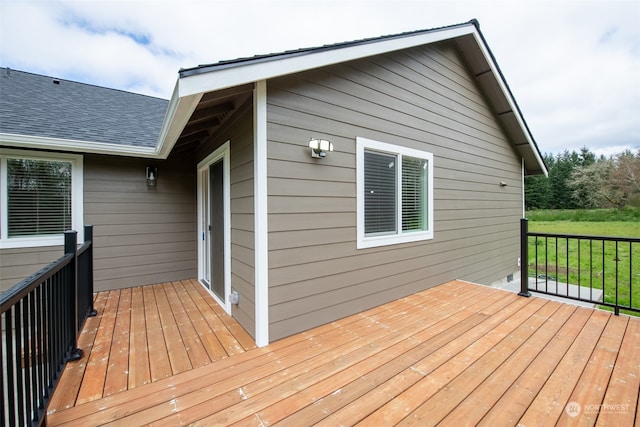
(525, 148), (640, 210)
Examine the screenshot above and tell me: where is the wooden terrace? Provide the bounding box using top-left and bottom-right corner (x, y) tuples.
(47, 279), (639, 426)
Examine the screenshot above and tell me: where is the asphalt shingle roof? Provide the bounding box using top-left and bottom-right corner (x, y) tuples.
(0, 67), (168, 148)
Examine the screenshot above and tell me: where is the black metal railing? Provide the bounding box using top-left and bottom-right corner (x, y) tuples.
(520, 218), (639, 315)
(1, 225), (96, 427)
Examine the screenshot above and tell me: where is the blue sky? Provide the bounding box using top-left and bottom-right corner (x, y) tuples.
(0, 0), (638, 156)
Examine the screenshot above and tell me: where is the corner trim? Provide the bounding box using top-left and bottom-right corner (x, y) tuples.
(253, 80), (269, 347)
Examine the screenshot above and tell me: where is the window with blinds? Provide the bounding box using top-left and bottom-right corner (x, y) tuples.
(1, 150), (82, 248)
(7, 158), (73, 237)
(364, 151), (397, 235)
(357, 137), (433, 249)
(402, 156), (428, 232)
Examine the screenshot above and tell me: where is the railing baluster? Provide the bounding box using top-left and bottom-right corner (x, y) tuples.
(21, 294), (32, 424)
(1, 226), (94, 426)
(630, 242), (634, 309)
(15, 302), (24, 427)
(522, 227), (638, 315)
(615, 241), (619, 315)
(35, 285), (44, 412)
(6, 308), (15, 426)
(589, 240), (604, 300)
(0, 312), (5, 425)
(565, 237), (569, 297)
(545, 237), (549, 293)
(28, 290), (37, 423)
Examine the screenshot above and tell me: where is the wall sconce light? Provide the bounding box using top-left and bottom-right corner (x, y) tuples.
(309, 138), (333, 158)
(499, 181), (507, 187)
(146, 166), (157, 188)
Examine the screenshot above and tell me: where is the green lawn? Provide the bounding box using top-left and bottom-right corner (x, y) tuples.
(525, 211), (639, 316)
(528, 221), (640, 237)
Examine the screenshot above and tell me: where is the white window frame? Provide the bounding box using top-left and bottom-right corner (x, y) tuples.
(356, 137), (434, 249)
(0, 148), (84, 249)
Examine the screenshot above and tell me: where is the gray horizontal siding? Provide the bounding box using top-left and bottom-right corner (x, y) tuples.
(198, 104), (256, 337)
(266, 40), (523, 340)
(229, 111), (256, 337)
(0, 246), (62, 292)
(84, 153), (197, 291)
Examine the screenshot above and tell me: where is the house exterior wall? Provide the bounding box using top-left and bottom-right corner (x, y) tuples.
(266, 41), (523, 340)
(1, 151), (197, 293)
(197, 102), (256, 337)
(84, 152), (197, 291)
(0, 246), (62, 292)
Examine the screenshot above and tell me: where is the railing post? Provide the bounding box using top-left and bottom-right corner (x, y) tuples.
(519, 218), (531, 297)
(85, 225), (97, 317)
(64, 230), (83, 361)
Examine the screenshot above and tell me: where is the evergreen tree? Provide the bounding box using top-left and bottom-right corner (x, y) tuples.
(549, 150), (581, 209)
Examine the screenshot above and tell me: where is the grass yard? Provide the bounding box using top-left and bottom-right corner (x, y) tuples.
(525, 209), (640, 316)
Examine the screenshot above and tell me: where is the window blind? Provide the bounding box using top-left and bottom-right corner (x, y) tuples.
(402, 156), (427, 232)
(364, 150), (397, 235)
(7, 158), (73, 237)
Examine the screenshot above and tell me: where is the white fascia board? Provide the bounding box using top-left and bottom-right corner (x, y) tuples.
(179, 25), (476, 97)
(469, 32), (548, 177)
(0, 132), (159, 158)
(155, 82), (202, 159)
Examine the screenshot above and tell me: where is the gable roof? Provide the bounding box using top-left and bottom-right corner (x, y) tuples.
(165, 19), (546, 175)
(0, 67), (168, 157)
(0, 20), (547, 175)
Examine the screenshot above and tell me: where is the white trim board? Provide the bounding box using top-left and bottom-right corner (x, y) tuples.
(196, 141), (232, 314)
(253, 80), (269, 347)
(179, 25), (475, 97)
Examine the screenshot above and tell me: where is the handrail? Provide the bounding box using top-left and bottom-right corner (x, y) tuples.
(520, 218), (639, 315)
(1, 225), (95, 427)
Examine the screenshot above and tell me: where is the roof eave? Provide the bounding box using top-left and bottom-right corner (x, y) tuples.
(455, 29), (548, 176)
(177, 23), (477, 97)
(158, 20), (547, 176)
(0, 132), (160, 158)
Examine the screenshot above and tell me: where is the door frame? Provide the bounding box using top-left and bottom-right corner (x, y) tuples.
(197, 141), (231, 314)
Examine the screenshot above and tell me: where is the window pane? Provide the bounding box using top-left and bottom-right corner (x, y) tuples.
(402, 156), (427, 232)
(7, 158), (72, 237)
(364, 151), (396, 235)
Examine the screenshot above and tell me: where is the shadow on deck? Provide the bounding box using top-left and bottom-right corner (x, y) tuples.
(47, 280), (639, 425)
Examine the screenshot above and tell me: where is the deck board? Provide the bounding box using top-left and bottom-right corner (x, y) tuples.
(103, 287), (131, 397)
(75, 290), (119, 404)
(128, 286), (150, 389)
(596, 316), (640, 426)
(47, 279), (256, 417)
(47, 280), (640, 426)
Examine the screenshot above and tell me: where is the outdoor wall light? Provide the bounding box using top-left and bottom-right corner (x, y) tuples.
(146, 166), (157, 188)
(309, 138), (333, 158)
(499, 181), (507, 187)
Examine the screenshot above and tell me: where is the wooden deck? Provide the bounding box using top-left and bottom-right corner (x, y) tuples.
(47, 279), (256, 411)
(47, 280), (639, 426)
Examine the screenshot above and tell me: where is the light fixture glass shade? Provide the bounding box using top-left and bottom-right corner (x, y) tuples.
(146, 166), (157, 188)
(309, 139), (334, 158)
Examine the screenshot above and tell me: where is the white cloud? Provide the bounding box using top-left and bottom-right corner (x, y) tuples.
(1, 0), (638, 155)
